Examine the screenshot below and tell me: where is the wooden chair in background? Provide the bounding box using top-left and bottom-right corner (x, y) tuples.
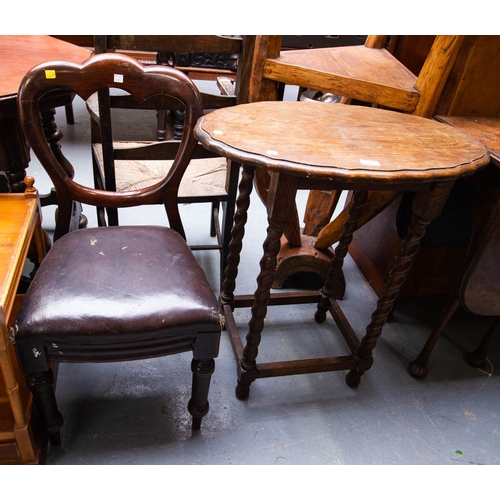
(88, 36), (244, 285)
(14, 54), (222, 445)
(238, 35), (465, 290)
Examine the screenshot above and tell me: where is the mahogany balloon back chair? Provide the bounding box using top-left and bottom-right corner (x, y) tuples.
(13, 53), (222, 446)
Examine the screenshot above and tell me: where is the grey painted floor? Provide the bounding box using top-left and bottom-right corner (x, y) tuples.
(23, 84), (500, 469)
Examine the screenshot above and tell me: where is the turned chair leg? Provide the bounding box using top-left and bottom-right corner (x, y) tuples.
(26, 369), (64, 445)
(188, 358), (215, 430)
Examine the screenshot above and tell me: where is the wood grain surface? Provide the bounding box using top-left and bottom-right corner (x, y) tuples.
(196, 101), (489, 184)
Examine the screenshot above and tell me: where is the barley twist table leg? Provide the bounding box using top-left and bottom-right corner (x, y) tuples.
(346, 181), (456, 388)
(315, 190), (368, 323)
(235, 172), (299, 399)
(220, 165), (255, 308)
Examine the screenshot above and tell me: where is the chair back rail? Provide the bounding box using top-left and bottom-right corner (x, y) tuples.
(18, 54), (204, 241)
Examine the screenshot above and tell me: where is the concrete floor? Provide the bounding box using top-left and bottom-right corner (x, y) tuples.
(23, 83), (500, 468)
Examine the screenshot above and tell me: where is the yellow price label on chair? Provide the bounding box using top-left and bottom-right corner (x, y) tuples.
(45, 70), (56, 79)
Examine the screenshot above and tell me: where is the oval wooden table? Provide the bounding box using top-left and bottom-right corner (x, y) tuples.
(194, 101), (490, 399)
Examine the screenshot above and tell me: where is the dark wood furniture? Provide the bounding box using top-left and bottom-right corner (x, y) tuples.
(281, 36), (367, 49)
(13, 54), (221, 445)
(92, 35), (242, 138)
(0, 178), (46, 464)
(0, 36), (91, 195)
(409, 116), (500, 378)
(195, 100), (488, 399)
(238, 35), (465, 289)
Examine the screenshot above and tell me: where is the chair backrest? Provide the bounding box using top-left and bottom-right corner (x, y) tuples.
(18, 53), (203, 241)
(87, 36), (244, 228)
(411, 35), (464, 117)
(240, 35), (464, 118)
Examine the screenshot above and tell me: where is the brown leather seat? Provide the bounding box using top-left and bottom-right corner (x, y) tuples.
(13, 53), (221, 446)
(15, 226), (219, 347)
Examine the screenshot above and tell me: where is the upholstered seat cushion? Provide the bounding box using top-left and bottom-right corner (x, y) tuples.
(15, 226), (220, 346)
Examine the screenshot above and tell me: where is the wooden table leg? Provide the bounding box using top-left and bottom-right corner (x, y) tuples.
(234, 170), (299, 399)
(315, 190), (369, 322)
(0, 114), (30, 193)
(220, 165), (256, 385)
(408, 294), (460, 379)
(0, 105), (75, 196)
(346, 181), (456, 387)
(220, 165), (255, 308)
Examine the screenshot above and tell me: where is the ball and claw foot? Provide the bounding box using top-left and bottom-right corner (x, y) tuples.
(345, 370), (361, 388)
(408, 360), (428, 380)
